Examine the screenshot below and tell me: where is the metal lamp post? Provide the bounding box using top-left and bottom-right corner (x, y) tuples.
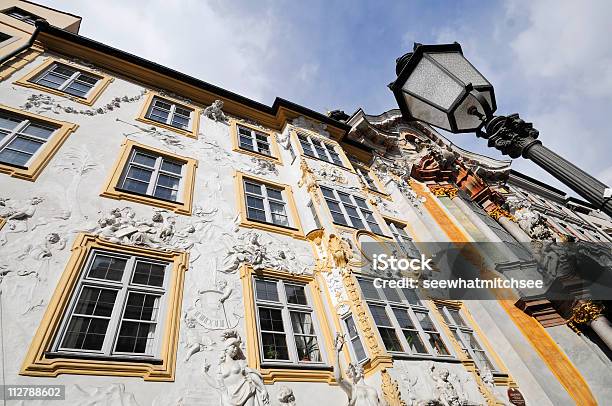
(390, 42), (612, 217)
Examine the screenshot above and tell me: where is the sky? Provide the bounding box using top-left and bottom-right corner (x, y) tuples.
(39, 0), (612, 197)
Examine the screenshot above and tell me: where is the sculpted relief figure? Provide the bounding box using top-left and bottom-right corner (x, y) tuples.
(203, 99), (228, 122)
(334, 334), (384, 406)
(202, 330), (269, 406)
(428, 364), (465, 406)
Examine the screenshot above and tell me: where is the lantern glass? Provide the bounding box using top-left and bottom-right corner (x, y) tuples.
(402, 56), (464, 110)
(428, 52), (490, 88)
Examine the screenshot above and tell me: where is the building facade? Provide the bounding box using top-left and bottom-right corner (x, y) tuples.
(0, 1), (611, 405)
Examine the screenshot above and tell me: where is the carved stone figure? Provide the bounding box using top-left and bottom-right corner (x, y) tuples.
(277, 386), (297, 406)
(428, 364), (464, 406)
(182, 315), (215, 363)
(327, 234), (354, 269)
(203, 99), (228, 122)
(202, 330), (270, 406)
(334, 334), (385, 406)
(505, 198), (553, 241)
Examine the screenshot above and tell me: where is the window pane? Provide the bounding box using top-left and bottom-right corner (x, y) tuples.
(88, 255), (127, 281)
(348, 215), (365, 230)
(171, 115), (190, 129)
(294, 335), (321, 362)
(154, 186), (178, 201)
(246, 195), (265, 210)
(285, 285), (307, 305)
(123, 178), (149, 194)
(73, 287), (118, 317)
(156, 174), (180, 189)
(0, 115), (21, 130)
(245, 182), (262, 195)
(123, 293), (160, 321)
(320, 187), (335, 199)
(255, 280), (279, 302)
(382, 287), (402, 303)
(149, 107), (169, 123)
(414, 311), (436, 331)
(402, 329), (428, 353)
(61, 316), (109, 351)
(51, 64), (77, 77)
(132, 152), (157, 167)
(392, 308), (415, 329)
(401, 289), (420, 305)
(161, 160), (182, 174)
(358, 279), (380, 300)
(338, 193), (352, 204)
(240, 135), (254, 150)
(65, 82), (92, 97)
(266, 188), (283, 201)
(0, 148), (32, 166)
(21, 123), (55, 139)
(379, 327), (403, 352)
(369, 305), (392, 326)
(115, 321), (155, 354)
(132, 261), (165, 287)
(448, 309), (467, 326)
(247, 207), (267, 222)
(258, 307), (284, 331)
(345, 316), (366, 361)
(261, 333), (289, 360)
(126, 166), (153, 182)
(4, 136), (42, 154)
(354, 197), (368, 209)
(427, 332), (449, 355)
(77, 74), (99, 85)
(290, 312), (315, 335)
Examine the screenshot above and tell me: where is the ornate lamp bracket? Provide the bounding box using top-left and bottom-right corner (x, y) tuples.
(477, 113), (541, 159)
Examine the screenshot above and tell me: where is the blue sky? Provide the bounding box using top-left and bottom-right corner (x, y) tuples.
(40, 0), (612, 196)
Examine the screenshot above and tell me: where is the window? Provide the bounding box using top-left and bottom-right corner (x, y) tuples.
(101, 140), (197, 215)
(32, 63), (101, 98)
(0, 111), (58, 167)
(119, 148), (185, 202)
(231, 121), (281, 163)
(356, 167), (380, 192)
(145, 96), (193, 131)
(54, 251), (169, 358)
(386, 219), (420, 258)
(254, 278), (324, 365)
(3, 7), (39, 25)
(307, 200), (322, 229)
(357, 277), (450, 357)
(437, 305), (495, 371)
(238, 125), (272, 156)
(297, 133), (344, 166)
(0, 31), (12, 44)
(21, 234), (189, 380)
(320, 187), (383, 234)
(342, 314), (367, 363)
(245, 179), (289, 227)
(0, 105), (78, 181)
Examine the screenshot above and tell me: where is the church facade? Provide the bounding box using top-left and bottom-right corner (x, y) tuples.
(0, 1), (611, 405)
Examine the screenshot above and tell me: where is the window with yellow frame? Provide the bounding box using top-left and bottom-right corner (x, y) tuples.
(100, 139), (197, 215)
(136, 91), (201, 138)
(20, 233), (189, 381)
(291, 130), (354, 171)
(14, 58), (114, 106)
(240, 266), (336, 383)
(235, 171), (304, 238)
(0, 104), (78, 181)
(230, 119), (282, 164)
(354, 164), (388, 197)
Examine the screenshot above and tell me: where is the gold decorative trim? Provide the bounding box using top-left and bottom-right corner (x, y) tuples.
(567, 300), (605, 333)
(0, 217), (6, 230)
(239, 265), (336, 384)
(428, 184), (458, 199)
(136, 91), (201, 139)
(381, 368), (407, 406)
(230, 118), (283, 164)
(0, 104), (79, 181)
(486, 204), (516, 222)
(20, 234), (189, 381)
(234, 171), (305, 239)
(14, 57), (114, 106)
(100, 139), (198, 215)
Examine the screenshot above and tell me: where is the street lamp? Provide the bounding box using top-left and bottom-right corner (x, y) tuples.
(390, 42), (612, 217)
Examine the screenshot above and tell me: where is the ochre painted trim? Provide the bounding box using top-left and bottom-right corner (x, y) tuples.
(20, 234), (189, 381)
(0, 217), (6, 230)
(100, 139), (197, 215)
(410, 180), (598, 406)
(0, 46), (43, 81)
(234, 171), (305, 239)
(290, 129), (356, 173)
(14, 57), (114, 106)
(135, 91), (201, 139)
(0, 104), (79, 181)
(239, 265), (337, 384)
(230, 118), (283, 165)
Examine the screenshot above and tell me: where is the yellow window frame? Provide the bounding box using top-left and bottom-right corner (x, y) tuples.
(290, 129), (355, 172)
(14, 58), (114, 106)
(20, 233), (189, 381)
(136, 91), (201, 139)
(100, 139), (198, 215)
(240, 265), (337, 384)
(234, 170), (304, 239)
(0, 104), (79, 181)
(230, 118), (283, 164)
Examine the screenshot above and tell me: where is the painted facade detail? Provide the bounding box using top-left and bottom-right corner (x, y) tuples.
(203, 99), (228, 122)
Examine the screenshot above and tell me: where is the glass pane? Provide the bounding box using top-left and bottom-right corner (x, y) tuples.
(369, 305), (392, 326)
(245, 182), (262, 195)
(448, 308), (467, 326)
(132, 152), (157, 167)
(345, 316), (366, 361)
(392, 308), (415, 329)
(74, 287), (117, 317)
(290, 312), (315, 335)
(285, 285), (307, 305)
(0, 148), (32, 166)
(258, 307), (284, 331)
(238, 126), (251, 136)
(126, 166), (153, 182)
(88, 255), (127, 281)
(0, 115), (21, 130)
(154, 186), (178, 201)
(51, 64), (77, 77)
(149, 107), (169, 122)
(123, 178), (149, 194)
(115, 321), (155, 354)
(402, 329), (427, 353)
(171, 115), (190, 129)
(5, 136), (42, 154)
(294, 335), (321, 362)
(152, 99), (172, 110)
(161, 160), (182, 174)
(65, 82), (91, 97)
(61, 316), (109, 350)
(247, 207), (267, 222)
(414, 312), (436, 331)
(354, 197), (368, 209)
(132, 261), (165, 287)
(349, 216), (366, 230)
(123, 293), (160, 321)
(255, 279), (279, 302)
(427, 332), (450, 355)
(77, 73), (99, 85)
(320, 187), (335, 199)
(266, 188), (283, 201)
(474, 350), (494, 370)
(240, 135), (254, 150)
(157, 174), (180, 189)
(337, 193), (352, 204)
(379, 327), (403, 352)
(401, 289), (420, 305)
(21, 123), (55, 139)
(261, 332), (289, 360)
(246, 195), (265, 210)
(358, 279), (380, 300)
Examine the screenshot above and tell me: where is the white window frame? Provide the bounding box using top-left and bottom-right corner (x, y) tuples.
(320, 186), (383, 234)
(253, 277), (326, 366)
(437, 305), (496, 371)
(0, 112), (57, 168)
(386, 219), (420, 259)
(4, 7), (39, 25)
(119, 148), (186, 203)
(237, 125), (272, 157)
(356, 167), (379, 191)
(52, 249), (171, 360)
(244, 179), (291, 227)
(145, 96), (193, 131)
(357, 277), (452, 358)
(296, 133), (344, 167)
(341, 314), (368, 364)
(32, 62), (101, 99)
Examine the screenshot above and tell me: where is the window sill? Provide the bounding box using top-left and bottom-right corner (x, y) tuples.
(45, 351), (163, 365)
(258, 364), (336, 384)
(135, 116), (198, 139)
(388, 352), (459, 363)
(240, 217), (305, 240)
(332, 222), (391, 240)
(302, 153), (354, 173)
(100, 186), (192, 216)
(233, 146), (282, 164)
